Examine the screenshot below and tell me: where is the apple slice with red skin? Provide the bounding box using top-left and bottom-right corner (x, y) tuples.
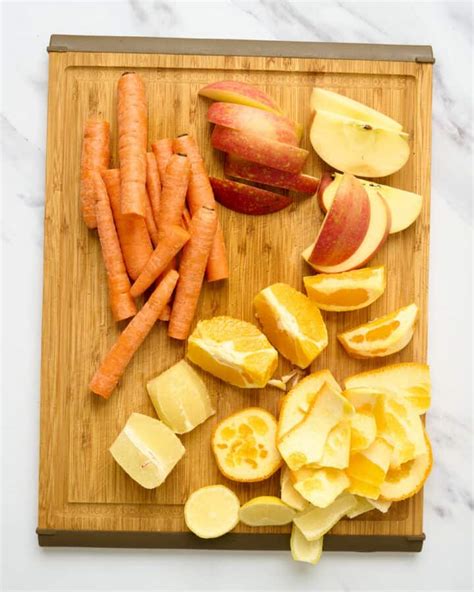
(199, 80), (282, 114)
(303, 189), (390, 273)
(208, 103), (298, 146)
(225, 156), (319, 195)
(209, 177), (292, 215)
(211, 126), (309, 174)
(309, 174), (371, 267)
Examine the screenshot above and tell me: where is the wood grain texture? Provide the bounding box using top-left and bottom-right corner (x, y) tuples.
(38, 49), (432, 547)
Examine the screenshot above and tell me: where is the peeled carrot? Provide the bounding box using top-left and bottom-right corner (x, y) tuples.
(182, 207), (192, 231)
(151, 138), (173, 182)
(158, 304), (171, 321)
(168, 206), (217, 340)
(157, 153), (190, 239)
(80, 120), (110, 229)
(144, 189), (160, 247)
(94, 174), (137, 321)
(146, 152), (161, 227)
(102, 169), (153, 280)
(131, 225), (190, 298)
(117, 72), (147, 217)
(173, 134), (228, 282)
(90, 270), (179, 399)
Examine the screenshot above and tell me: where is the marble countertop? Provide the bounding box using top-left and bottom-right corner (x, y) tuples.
(1, 1), (472, 591)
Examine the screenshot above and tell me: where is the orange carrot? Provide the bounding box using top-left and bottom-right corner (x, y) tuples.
(158, 304), (171, 321)
(131, 225), (190, 298)
(173, 134), (228, 282)
(102, 169), (153, 280)
(146, 152), (161, 226)
(168, 206), (217, 340)
(144, 188), (160, 247)
(157, 153), (190, 239)
(80, 120), (110, 228)
(90, 270), (179, 399)
(151, 138), (173, 182)
(117, 72), (147, 217)
(182, 207), (192, 231)
(94, 173), (137, 321)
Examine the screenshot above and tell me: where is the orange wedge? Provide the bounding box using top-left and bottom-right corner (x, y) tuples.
(380, 431), (432, 501)
(187, 316), (278, 388)
(303, 266), (385, 312)
(338, 303), (418, 358)
(212, 407), (281, 482)
(254, 283), (328, 369)
(344, 363), (431, 414)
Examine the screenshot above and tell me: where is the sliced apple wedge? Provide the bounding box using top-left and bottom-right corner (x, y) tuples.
(310, 88), (403, 131)
(211, 126), (309, 174)
(199, 80), (282, 114)
(225, 156), (319, 194)
(209, 177), (292, 215)
(310, 110), (410, 178)
(319, 172), (422, 233)
(303, 189), (390, 273)
(208, 103), (298, 145)
(308, 174), (370, 267)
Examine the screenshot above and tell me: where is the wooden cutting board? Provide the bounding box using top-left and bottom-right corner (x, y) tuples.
(37, 36), (434, 551)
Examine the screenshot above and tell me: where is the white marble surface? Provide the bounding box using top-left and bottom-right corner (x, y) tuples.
(1, 1), (473, 591)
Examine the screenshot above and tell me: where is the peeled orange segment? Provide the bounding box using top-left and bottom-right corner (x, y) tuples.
(380, 432), (432, 501)
(290, 525), (324, 565)
(344, 363), (431, 415)
(184, 485), (240, 539)
(239, 496), (295, 526)
(277, 370), (342, 440)
(280, 466), (309, 511)
(294, 492), (357, 541)
(347, 437), (393, 499)
(278, 384), (354, 470)
(375, 394), (427, 467)
(187, 316), (278, 388)
(318, 421), (351, 469)
(338, 303), (419, 358)
(253, 283), (328, 369)
(293, 467), (350, 508)
(212, 407), (281, 482)
(109, 413), (185, 489)
(147, 360), (215, 434)
(350, 410), (377, 452)
(346, 496), (375, 519)
(303, 266), (386, 312)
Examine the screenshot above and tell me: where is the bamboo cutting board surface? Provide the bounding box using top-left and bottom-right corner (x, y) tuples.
(38, 37), (433, 550)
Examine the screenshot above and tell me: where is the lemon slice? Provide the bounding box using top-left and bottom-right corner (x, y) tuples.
(280, 466), (309, 511)
(294, 492), (357, 541)
(184, 485), (240, 539)
(239, 496), (295, 526)
(290, 525), (324, 565)
(212, 407), (281, 482)
(277, 370), (341, 440)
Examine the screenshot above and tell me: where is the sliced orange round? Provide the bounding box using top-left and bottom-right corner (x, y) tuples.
(338, 303), (418, 358)
(212, 407), (282, 482)
(187, 316), (278, 388)
(303, 266), (385, 312)
(253, 283), (328, 369)
(379, 431), (432, 501)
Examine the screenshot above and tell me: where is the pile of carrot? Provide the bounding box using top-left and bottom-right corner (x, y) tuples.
(79, 72), (228, 399)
